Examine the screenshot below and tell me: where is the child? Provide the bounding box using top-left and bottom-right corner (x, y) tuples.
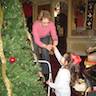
(46, 46), (81, 96)
(86, 46), (96, 62)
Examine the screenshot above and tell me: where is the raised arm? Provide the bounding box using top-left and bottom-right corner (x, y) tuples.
(53, 46), (62, 65)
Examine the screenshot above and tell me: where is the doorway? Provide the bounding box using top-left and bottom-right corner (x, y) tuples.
(38, 4), (51, 14)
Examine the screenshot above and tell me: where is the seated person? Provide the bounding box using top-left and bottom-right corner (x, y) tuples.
(84, 46), (96, 68)
(83, 65), (96, 96)
(86, 46), (96, 62)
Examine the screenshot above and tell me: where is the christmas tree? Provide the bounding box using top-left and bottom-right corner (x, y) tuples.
(0, 0), (46, 96)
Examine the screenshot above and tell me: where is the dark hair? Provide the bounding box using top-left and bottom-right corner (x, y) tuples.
(70, 63), (80, 86)
(64, 53), (80, 86)
(38, 10), (52, 21)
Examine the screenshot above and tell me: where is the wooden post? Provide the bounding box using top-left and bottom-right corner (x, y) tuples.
(68, 0), (72, 37)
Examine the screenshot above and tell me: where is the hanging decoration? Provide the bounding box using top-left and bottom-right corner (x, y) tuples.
(9, 56), (16, 64)
(86, 0), (95, 29)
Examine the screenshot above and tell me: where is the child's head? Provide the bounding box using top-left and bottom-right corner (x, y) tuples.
(61, 52), (81, 66)
(60, 53), (72, 66)
(61, 52), (82, 86)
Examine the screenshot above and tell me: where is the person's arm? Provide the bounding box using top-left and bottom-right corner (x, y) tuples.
(32, 31), (52, 50)
(32, 22), (51, 49)
(50, 22), (58, 46)
(47, 81), (56, 89)
(47, 81), (65, 89)
(53, 46), (62, 65)
(46, 69), (70, 89)
(53, 41), (58, 46)
(32, 22), (44, 47)
(32, 22), (53, 51)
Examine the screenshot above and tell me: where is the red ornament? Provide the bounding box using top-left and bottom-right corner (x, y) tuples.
(9, 57), (16, 64)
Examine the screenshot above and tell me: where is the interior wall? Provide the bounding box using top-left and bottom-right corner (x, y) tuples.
(38, 4), (51, 14)
(32, 0), (51, 21)
(67, 0), (96, 56)
(32, 0), (96, 56)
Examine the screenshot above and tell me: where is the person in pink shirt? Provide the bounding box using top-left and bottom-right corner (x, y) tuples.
(32, 10), (58, 81)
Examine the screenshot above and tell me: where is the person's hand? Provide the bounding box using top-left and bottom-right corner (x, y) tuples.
(46, 44), (53, 51)
(46, 80), (50, 85)
(53, 41), (58, 46)
(42, 44), (52, 51)
(49, 45), (56, 55)
(52, 45), (57, 51)
(49, 50), (54, 55)
(46, 79), (52, 85)
(49, 45), (57, 55)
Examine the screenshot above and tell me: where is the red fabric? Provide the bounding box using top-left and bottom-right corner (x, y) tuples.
(85, 59), (96, 65)
(22, 2), (32, 17)
(71, 54), (82, 64)
(74, 9), (84, 27)
(76, 14), (84, 27)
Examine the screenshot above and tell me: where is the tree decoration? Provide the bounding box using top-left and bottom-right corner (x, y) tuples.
(0, 0), (46, 96)
(0, 4), (13, 96)
(9, 57), (16, 64)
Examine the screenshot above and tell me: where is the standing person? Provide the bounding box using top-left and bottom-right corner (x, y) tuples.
(56, 11), (67, 54)
(46, 46), (81, 96)
(32, 10), (58, 81)
(22, 0), (32, 33)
